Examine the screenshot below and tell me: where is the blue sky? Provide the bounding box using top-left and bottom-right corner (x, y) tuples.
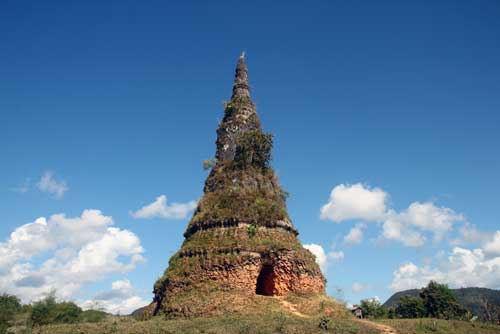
(1, 0), (499, 312)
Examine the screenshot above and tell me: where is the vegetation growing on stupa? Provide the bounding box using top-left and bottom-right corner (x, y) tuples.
(187, 127), (292, 237)
(233, 130), (273, 169)
(148, 54), (326, 318)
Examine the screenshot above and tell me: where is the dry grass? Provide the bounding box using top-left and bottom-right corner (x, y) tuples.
(17, 311), (500, 334)
(36, 313), (380, 334)
(378, 318), (500, 334)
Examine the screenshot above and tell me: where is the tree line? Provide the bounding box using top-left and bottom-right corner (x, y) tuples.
(360, 281), (470, 320)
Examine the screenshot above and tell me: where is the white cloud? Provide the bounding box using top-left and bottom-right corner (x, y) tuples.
(37, 171), (68, 199)
(320, 183), (465, 248)
(66, 228), (144, 282)
(390, 262), (439, 291)
(344, 223), (366, 245)
(390, 246), (500, 291)
(484, 231), (500, 256)
(398, 202), (464, 241)
(382, 213), (426, 247)
(320, 183), (388, 223)
(304, 244), (344, 273)
(112, 279), (133, 292)
(0, 210), (144, 303)
(81, 279), (149, 315)
(382, 203), (464, 247)
(304, 244), (327, 272)
(51, 210), (114, 247)
(131, 195), (197, 220)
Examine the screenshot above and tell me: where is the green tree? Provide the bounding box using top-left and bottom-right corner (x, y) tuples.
(31, 294), (57, 326)
(395, 296), (425, 318)
(0, 294), (22, 334)
(360, 298), (387, 319)
(420, 281), (468, 319)
(31, 294), (83, 326)
(53, 302), (82, 323)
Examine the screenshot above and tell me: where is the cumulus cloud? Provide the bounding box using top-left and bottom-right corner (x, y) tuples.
(484, 231), (500, 256)
(399, 202), (462, 241)
(81, 279), (149, 315)
(131, 195), (197, 220)
(0, 210), (144, 303)
(382, 213), (426, 247)
(344, 223), (366, 245)
(37, 171), (68, 199)
(320, 183), (465, 248)
(320, 184), (388, 223)
(304, 244), (344, 273)
(390, 246), (500, 291)
(304, 244), (327, 272)
(382, 203), (464, 247)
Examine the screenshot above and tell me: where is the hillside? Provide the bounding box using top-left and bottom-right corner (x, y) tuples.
(384, 287), (500, 321)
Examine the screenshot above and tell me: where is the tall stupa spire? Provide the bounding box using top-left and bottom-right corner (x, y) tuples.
(231, 51), (250, 99)
(215, 53), (261, 163)
(145, 55), (326, 318)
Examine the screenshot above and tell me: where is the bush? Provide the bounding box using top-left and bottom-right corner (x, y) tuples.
(420, 281), (468, 320)
(246, 223), (257, 238)
(53, 302), (82, 323)
(0, 294), (22, 334)
(360, 298), (387, 319)
(81, 309), (107, 323)
(395, 296), (425, 318)
(31, 294), (82, 326)
(234, 130), (273, 169)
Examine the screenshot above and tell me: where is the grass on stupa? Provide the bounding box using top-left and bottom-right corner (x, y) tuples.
(154, 225), (321, 301)
(190, 167), (289, 230)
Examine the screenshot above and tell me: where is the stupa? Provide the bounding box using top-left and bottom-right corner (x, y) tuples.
(148, 54), (325, 317)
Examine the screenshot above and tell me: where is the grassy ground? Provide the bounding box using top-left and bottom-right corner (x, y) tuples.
(9, 315), (500, 334)
(378, 318), (500, 334)
(35, 314), (380, 334)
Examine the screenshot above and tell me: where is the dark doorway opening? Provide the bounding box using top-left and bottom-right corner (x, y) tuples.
(256, 264), (275, 296)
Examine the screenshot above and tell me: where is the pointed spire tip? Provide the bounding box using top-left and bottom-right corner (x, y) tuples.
(232, 51), (250, 99)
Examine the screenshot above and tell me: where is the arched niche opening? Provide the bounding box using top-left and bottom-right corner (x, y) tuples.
(255, 264), (275, 296)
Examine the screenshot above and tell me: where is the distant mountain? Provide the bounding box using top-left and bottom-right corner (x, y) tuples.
(383, 287), (500, 321)
(383, 289), (421, 307)
(131, 305), (148, 318)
